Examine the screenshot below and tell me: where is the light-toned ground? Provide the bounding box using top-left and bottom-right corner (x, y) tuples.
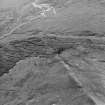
(1, 0), (105, 40)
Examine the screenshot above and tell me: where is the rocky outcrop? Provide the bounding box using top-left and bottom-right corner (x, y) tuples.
(0, 30), (105, 105)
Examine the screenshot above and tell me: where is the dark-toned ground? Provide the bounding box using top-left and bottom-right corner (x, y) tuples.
(0, 0), (105, 105)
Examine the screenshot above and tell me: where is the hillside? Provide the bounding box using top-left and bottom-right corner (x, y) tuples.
(0, 0), (105, 105)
